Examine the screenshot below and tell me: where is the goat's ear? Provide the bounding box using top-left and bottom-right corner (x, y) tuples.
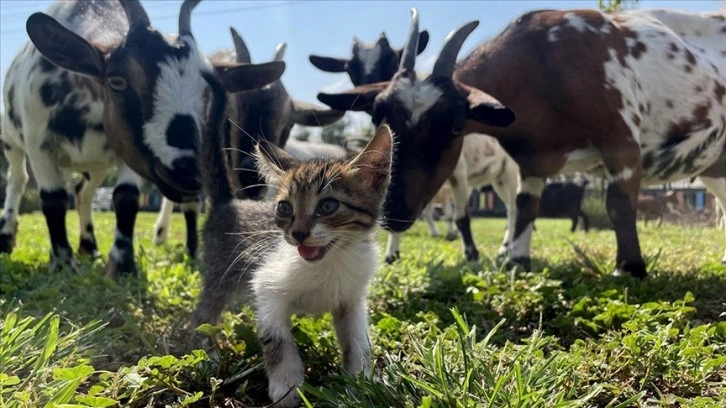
(291, 100), (345, 127)
(347, 125), (393, 192)
(462, 84), (516, 128)
(27, 13), (105, 78)
(254, 139), (297, 185)
(317, 82), (389, 113)
(396, 31), (430, 59)
(215, 61), (285, 93)
(417, 30), (430, 55)
(309, 55), (348, 73)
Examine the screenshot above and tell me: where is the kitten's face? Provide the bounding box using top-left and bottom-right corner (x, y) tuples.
(255, 126), (393, 262)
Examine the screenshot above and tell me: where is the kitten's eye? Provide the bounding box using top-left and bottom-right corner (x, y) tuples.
(107, 76), (128, 92)
(317, 198), (340, 216)
(276, 201), (293, 217)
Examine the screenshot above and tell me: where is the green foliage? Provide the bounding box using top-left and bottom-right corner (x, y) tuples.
(0, 213), (724, 406)
(598, 0), (640, 13)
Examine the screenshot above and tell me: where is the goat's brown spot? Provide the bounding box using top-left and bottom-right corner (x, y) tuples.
(692, 103), (711, 122)
(665, 99), (674, 109)
(667, 53), (675, 60)
(714, 81), (726, 104)
(631, 113), (641, 127)
(694, 85), (703, 93)
(684, 65), (693, 73)
(669, 43), (678, 52)
(684, 49), (696, 65)
(630, 41), (647, 59)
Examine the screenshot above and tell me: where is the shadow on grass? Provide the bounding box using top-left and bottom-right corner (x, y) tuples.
(374, 249), (726, 348)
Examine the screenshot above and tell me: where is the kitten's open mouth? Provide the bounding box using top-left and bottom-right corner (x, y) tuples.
(297, 240), (337, 262)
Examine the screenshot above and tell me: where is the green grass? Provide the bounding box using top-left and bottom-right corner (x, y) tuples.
(1, 212), (725, 407)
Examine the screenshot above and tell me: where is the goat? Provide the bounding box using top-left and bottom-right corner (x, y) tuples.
(539, 180), (591, 232)
(309, 22), (520, 265)
(152, 28), (344, 253)
(637, 190), (680, 226)
(319, 8), (726, 278)
(310, 31), (430, 86)
(1, 0), (283, 275)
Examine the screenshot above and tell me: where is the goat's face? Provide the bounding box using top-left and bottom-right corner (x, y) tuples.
(26, 1), (212, 202)
(310, 31), (429, 86)
(318, 10), (515, 232)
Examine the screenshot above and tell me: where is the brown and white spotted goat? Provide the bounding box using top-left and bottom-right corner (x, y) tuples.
(0, 0), (283, 275)
(152, 28), (343, 252)
(310, 21), (519, 264)
(320, 8), (726, 278)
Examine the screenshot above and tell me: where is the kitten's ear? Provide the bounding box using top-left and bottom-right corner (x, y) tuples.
(254, 140), (297, 184)
(348, 125), (393, 192)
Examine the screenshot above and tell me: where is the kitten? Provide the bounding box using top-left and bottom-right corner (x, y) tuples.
(192, 98), (393, 407)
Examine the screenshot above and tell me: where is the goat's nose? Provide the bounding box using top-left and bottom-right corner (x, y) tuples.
(292, 230), (309, 243)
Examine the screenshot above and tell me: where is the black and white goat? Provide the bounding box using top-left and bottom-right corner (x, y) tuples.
(309, 23), (519, 264)
(319, 8), (726, 278)
(0, 0), (283, 275)
(310, 31), (429, 86)
(152, 28), (343, 252)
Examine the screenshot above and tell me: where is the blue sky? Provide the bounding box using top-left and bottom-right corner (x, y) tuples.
(1, 0), (723, 127)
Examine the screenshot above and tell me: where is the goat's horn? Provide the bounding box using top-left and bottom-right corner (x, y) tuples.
(273, 43), (287, 62)
(432, 20), (479, 78)
(179, 0), (201, 37)
(230, 27), (251, 63)
(398, 8), (419, 74)
(120, 0), (150, 28)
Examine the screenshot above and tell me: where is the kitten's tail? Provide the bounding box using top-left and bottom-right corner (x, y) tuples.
(201, 72), (234, 204)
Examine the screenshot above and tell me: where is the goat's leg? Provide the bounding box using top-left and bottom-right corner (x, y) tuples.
(0, 143), (28, 254)
(25, 143), (78, 271)
(444, 200), (458, 239)
(181, 199), (200, 259)
(600, 142), (646, 279)
(450, 176), (477, 261)
(580, 210), (590, 232)
(509, 177), (545, 271)
(421, 202), (440, 237)
(384, 232), (401, 264)
(491, 162), (519, 257)
(106, 163), (140, 277)
(699, 176), (726, 264)
(153, 197), (175, 246)
(75, 171), (106, 258)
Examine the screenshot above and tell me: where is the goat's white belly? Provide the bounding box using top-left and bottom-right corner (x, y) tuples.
(560, 146), (606, 176)
(55, 131), (119, 173)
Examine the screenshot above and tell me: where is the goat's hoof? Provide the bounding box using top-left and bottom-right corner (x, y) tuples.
(78, 239), (101, 259)
(446, 231), (459, 241)
(0, 233), (16, 254)
(105, 256), (138, 278)
(508, 257), (531, 271)
(153, 227), (167, 246)
(50, 252), (79, 273)
(464, 247), (479, 262)
(384, 251), (400, 265)
(612, 261), (647, 279)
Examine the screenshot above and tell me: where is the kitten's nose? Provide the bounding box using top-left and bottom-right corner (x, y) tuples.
(292, 230), (310, 243)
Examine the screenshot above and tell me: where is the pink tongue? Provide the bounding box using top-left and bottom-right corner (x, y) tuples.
(297, 245), (321, 260)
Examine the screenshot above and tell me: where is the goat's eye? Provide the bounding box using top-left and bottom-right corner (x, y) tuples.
(107, 76), (128, 92)
(276, 201), (293, 217)
(317, 198), (340, 216)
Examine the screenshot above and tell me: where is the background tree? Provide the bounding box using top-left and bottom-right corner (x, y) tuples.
(291, 127), (311, 142)
(320, 115), (351, 146)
